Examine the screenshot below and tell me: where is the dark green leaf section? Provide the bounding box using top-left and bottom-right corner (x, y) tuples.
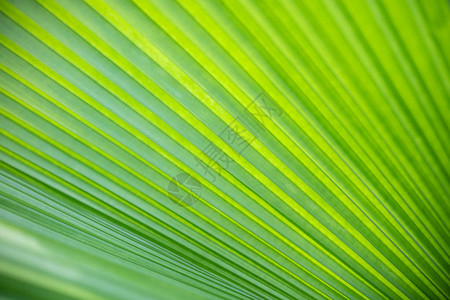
(0, 0), (449, 299)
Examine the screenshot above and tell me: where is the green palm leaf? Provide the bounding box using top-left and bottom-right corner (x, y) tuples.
(0, 0), (449, 299)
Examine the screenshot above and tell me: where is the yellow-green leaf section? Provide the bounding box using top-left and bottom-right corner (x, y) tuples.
(0, 0), (449, 299)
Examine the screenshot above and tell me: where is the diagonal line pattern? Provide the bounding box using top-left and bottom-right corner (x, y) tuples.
(0, 0), (449, 299)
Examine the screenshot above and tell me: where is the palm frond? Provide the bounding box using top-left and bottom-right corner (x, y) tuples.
(0, 0), (449, 299)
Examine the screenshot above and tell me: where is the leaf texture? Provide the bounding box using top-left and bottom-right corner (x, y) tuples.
(0, 0), (449, 299)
